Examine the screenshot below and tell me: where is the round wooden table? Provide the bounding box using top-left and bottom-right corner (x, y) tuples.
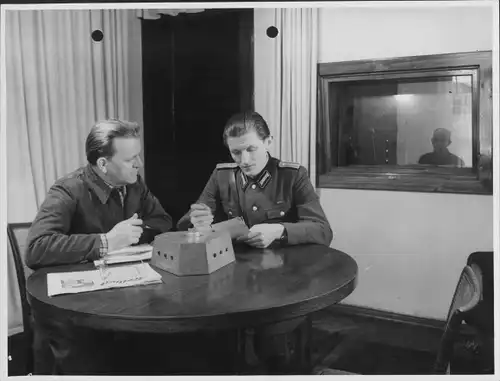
(27, 243), (357, 374)
(28, 244), (357, 333)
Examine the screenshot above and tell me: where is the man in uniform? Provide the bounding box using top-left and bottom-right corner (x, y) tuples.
(177, 111), (333, 373)
(177, 111), (333, 248)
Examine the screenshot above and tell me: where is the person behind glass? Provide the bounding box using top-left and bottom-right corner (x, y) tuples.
(25, 119), (173, 375)
(418, 128), (465, 167)
(177, 111), (333, 248)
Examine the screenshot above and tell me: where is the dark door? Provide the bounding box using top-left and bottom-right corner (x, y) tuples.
(141, 9), (254, 225)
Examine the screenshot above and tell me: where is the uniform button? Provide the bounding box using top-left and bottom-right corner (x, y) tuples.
(252, 206), (258, 212)
(251, 184), (256, 190)
(280, 211), (285, 216)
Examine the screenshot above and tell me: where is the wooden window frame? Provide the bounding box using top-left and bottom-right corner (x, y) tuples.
(316, 51), (493, 195)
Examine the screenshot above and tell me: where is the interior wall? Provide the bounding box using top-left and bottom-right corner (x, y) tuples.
(255, 3), (494, 320)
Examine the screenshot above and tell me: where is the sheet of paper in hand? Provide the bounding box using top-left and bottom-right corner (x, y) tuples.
(47, 263), (162, 296)
(94, 244), (153, 267)
(211, 217), (249, 239)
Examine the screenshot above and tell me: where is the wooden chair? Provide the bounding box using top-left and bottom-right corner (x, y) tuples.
(7, 223), (34, 375)
(8, 222), (58, 375)
(433, 264), (482, 374)
(461, 252), (494, 374)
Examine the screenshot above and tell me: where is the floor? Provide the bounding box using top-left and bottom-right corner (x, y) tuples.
(310, 308), (441, 375)
(8, 306), (491, 376)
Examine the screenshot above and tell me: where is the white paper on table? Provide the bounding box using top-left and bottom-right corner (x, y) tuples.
(107, 244), (153, 256)
(47, 263), (162, 297)
(94, 251), (152, 267)
(94, 244), (153, 267)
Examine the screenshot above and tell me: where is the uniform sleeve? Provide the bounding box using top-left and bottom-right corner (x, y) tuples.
(281, 167), (334, 246)
(25, 183), (102, 270)
(138, 175), (173, 239)
(176, 169), (221, 231)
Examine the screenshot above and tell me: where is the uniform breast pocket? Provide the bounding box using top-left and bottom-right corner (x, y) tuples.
(265, 203), (291, 221)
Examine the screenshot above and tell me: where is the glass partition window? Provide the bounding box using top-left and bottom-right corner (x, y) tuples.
(317, 51), (492, 194)
(334, 74), (473, 168)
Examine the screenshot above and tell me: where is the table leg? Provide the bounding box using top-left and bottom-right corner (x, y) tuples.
(234, 328), (267, 374)
(235, 316), (313, 375)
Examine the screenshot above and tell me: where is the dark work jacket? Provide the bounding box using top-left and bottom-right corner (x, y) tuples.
(26, 164), (173, 270)
(177, 156), (334, 246)
(418, 150), (465, 166)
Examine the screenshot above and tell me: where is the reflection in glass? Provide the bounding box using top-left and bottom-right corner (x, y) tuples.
(335, 75), (472, 168)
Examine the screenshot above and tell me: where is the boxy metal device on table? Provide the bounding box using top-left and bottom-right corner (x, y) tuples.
(150, 230), (236, 276)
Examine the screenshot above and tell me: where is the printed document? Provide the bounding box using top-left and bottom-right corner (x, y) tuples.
(47, 263), (162, 296)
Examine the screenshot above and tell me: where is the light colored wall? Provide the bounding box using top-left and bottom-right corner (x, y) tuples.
(318, 4), (493, 63)
(255, 4), (494, 320)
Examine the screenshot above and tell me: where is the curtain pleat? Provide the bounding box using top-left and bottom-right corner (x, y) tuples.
(256, 8), (318, 179)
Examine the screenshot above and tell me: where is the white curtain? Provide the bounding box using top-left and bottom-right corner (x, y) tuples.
(6, 9), (133, 220)
(5, 9), (137, 335)
(255, 8), (318, 184)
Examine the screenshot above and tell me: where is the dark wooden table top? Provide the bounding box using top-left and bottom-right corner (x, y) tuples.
(27, 244), (357, 333)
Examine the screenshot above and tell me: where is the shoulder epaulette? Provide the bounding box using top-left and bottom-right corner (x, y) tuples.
(216, 162), (238, 170)
(278, 161), (301, 169)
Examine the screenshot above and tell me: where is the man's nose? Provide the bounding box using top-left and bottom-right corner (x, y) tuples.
(135, 156), (144, 168)
(240, 151), (251, 164)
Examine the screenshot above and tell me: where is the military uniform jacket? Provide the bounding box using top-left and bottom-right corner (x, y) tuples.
(177, 156), (333, 246)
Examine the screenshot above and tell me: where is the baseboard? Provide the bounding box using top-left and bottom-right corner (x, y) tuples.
(325, 304), (446, 331)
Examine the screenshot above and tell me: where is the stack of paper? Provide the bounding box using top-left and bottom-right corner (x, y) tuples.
(94, 244), (153, 267)
(47, 263), (162, 297)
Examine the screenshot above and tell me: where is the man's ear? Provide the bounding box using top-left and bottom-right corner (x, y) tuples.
(265, 135), (274, 149)
(97, 157), (108, 173)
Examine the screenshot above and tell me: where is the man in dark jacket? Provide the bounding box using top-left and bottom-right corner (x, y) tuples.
(26, 119), (173, 375)
(418, 128), (465, 167)
(26, 119), (172, 269)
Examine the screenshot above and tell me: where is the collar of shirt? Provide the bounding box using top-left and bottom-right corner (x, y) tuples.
(85, 164), (127, 204)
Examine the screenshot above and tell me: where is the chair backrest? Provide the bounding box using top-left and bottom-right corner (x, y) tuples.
(7, 223), (33, 334)
(467, 251), (493, 303)
(466, 251), (494, 336)
(434, 265), (481, 373)
(446, 265), (481, 321)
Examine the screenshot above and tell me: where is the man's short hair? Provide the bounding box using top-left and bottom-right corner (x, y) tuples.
(86, 119), (140, 165)
(222, 111), (271, 145)
(432, 128), (452, 141)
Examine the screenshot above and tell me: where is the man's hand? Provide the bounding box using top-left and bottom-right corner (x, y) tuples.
(105, 213), (143, 252)
(236, 223), (284, 249)
(189, 203), (214, 232)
